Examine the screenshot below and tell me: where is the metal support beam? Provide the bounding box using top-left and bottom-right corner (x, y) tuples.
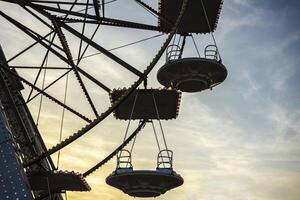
(101, 0), (105, 17)
(0, 64), (92, 123)
(30, 1), (93, 6)
(1, 10), (110, 94)
(26, 32), (56, 102)
(52, 18), (99, 117)
(27, 69), (72, 103)
(31, 3), (161, 31)
(58, 20), (143, 77)
(77, 67), (110, 92)
(7, 31), (54, 63)
(10, 66), (71, 70)
(93, 0), (100, 18)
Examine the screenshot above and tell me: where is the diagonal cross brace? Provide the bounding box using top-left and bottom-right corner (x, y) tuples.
(0, 10), (110, 93)
(57, 19), (143, 77)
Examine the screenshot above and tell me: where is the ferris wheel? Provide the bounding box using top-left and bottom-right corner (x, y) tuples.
(0, 0), (227, 199)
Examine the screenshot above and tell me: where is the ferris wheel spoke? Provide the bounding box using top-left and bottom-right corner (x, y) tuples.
(29, 1), (93, 7)
(59, 20), (143, 77)
(8, 0), (161, 31)
(101, 0), (105, 17)
(2, 10), (108, 86)
(0, 10), (69, 62)
(31, 3), (161, 31)
(2, 11), (111, 95)
(0, 64), (92, 123)
(52, 19), (100, 118)
(92, 0), (101, 18)
(26, 68), (72, 104)
(10, 66), (71, 70)
(26, 32), (56, 102)
(63, 17), (160, 32)
(21, 4), (54, 30)
(77, 0), (89, 63)
(33, 3), (100, 19)
(76, 23), (100, 65)
(2, 12), (63, 53)
(5, 1), (144, 77)
(0, 0), (18, 4)
(7, 30), (54, 63)
(77, 67), (110, 93)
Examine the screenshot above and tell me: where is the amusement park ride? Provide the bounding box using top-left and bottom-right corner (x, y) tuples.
(0, 0), (227, 199)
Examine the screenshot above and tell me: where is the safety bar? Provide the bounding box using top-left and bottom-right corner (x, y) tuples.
(117, 149), (133, 169)
(166, 44), (182, 62)
(205, 45), (219, 60)
(157, 149), (173, 169)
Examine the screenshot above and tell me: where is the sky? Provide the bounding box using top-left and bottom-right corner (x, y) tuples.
(0, 0), (300, 200)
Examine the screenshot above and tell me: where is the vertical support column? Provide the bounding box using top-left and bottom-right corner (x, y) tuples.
(0, 106), (33, 200)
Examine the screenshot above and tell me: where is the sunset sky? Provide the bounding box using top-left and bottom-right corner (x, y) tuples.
(0, 0), (300, 200)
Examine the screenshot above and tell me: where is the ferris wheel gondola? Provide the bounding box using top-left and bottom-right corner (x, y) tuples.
(106, 149), (183, 198)
(106, 81), (184, 197)
(157, 44), (227, 92)
(157, 0), (227, 92)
